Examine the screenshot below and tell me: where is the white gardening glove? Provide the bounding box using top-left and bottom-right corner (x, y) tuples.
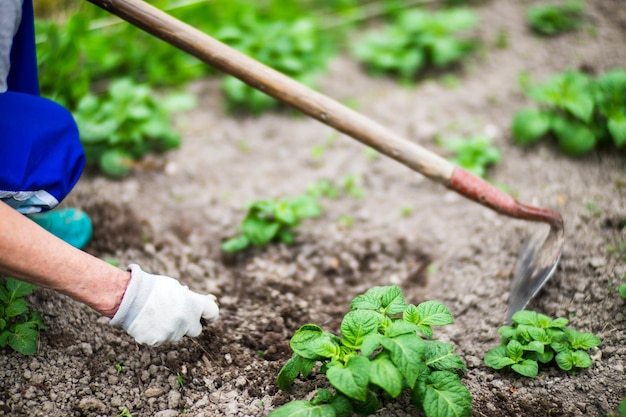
(110, 264), (219, 346)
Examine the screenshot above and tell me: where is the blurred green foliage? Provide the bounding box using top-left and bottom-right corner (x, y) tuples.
(73, 78), (195, 178)
(442, 134), (501, 178)
(352, 8), (479, 82)
(526, 0), (585, 36)
(33, 1), (480, 176)
(511, 69), (626, 156)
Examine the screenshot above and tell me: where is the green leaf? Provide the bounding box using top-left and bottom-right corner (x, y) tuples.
(301, 357), (317, 378)
(416, 301), (454, 326)
(571, 350), (592, 368)
(506, 340), (524, 362)
(5, 278), (36, 300)
(550, 317), (569, 328)
(8, 324), (39, 356)
(277, 354), (305, 390)
(220, 235), (250, 253)
(369, 353), (403, 398)
(424, 341), (466, 372)
(340, 310), (381, 349)
(350, 292), (381, 311)
(351, 390), (380, 416)
(523, 340), (546, 354)
(161, 92), (197, 112)
(268, 400), (337, 417)
(555, 350), (575, 371)
(99, 149), (134, 179)
(379, 333), (427, 387)
(329, 394), (353, 417)
(552, 117), (596, 156)
(608, 113), (626, 147)
(360, 333), (385, 357)
(242, 216), (281, 246)
(0, 329), (9, 347)
(326, 355), (370, 402)
(511, 359), (539, 378)
(380, 286), (407, 315)
(290, 325), (340, 360)
(565, 329), (601, 350)
(275, 200), (298, 226)
(5, 298), (28, 318)
(290, 195), (322, 219)
(511, 108), (552, 145)
(385, 320), (421, 338)
(527, 327), (551, 345)
(497, 325), (517, 340)
(511, 310), (538, 326)
(484, 346), (516, 370)
(403, 304), (420, 324)
(419, 371), (472, 417)
(535, 349), (554, 364)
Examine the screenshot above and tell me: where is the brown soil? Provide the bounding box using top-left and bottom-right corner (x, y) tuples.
(1, 1), (626, 416)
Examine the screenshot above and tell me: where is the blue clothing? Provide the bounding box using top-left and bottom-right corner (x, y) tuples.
(1, 0), (85, 213)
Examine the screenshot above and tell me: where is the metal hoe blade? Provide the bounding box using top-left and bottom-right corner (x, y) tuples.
(508, 223), (565, 321)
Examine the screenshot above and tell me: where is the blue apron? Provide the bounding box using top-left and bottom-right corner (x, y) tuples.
(1, 0), (85, 214)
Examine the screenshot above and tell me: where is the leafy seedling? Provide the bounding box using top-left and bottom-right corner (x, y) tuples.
(176, 372), (186, 390)
(526, 0), (585, 36)
(272, 285), (472, 417)
(0, 278), (47, 355)
(484, 310), (600, 377)
(442, 134), (501, 178)
(73, 78), (195, 178)
(511, 69), (626, 155)
(221, 194), (322, 252)
(352, 8), (479, 82)
(117, 408), (133, 417)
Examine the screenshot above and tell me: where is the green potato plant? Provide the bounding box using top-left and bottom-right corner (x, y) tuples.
(442, 134), (501, 178)
(221, 194), (322, 252)
(526, 0), (585, 36)
(352, 8), (479, 82)
(511, 69), (626, 155)
(73, 78), (195, 178)
(271, 285), (472, 417)
(0, 278), (46, 356)
(484, 310), (601, 378)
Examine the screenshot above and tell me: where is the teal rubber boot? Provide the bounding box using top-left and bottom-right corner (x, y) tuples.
(27, 208), (93, 249)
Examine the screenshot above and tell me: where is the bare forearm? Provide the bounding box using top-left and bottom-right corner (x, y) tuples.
(0, 201), (130, 317)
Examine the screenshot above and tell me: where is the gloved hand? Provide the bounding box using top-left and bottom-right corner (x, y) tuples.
(110, 264), (219, 346)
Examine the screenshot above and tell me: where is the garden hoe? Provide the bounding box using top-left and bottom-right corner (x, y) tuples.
(88, 0), (565, 321)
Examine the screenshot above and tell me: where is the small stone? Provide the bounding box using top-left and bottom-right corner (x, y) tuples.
(168, 390), (182, 409)
(154, 410), (179, 417)
(80, 342), (93, 356)
(209, 389), (238, 403)
(235, 376), (247, 388)
(589, 257), (606, 268)
(110, 396), (123, 407)
(77, 397), (106, 414)
(144, 387), (165, 398)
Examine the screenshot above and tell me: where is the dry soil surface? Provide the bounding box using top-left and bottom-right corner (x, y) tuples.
(1, 1), (626, 416)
